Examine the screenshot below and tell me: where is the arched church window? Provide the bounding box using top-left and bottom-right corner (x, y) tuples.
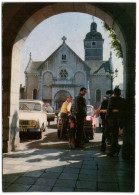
(62, 54), (66, 60)
(33, 89), (37, 99)
(59, 68), (68, 78)
(92, 41), (96, 48)
(96, 89), (101, 102)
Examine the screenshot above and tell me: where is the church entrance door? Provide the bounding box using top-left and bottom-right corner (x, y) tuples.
(54, 90), (71, 110)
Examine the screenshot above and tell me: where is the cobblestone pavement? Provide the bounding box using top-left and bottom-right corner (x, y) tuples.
(2, 124), (135, 192)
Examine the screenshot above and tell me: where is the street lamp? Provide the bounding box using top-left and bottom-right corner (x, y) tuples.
(112, 68), (118, 81)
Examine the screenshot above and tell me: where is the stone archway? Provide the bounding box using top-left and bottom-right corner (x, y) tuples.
(2, 3), (136, 155)
(54, 90), (71, 110)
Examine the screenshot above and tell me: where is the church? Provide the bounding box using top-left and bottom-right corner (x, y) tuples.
(24, 21), (114, 110)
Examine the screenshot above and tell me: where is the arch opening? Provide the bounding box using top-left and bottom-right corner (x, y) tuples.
(2, 3), (135, 155)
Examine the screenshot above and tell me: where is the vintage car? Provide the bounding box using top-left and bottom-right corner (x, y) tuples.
(46, 106), (55, 123)
(54, 109), (60, 117)
(19, 99), (47, 139)
(57, 105), (95, 140)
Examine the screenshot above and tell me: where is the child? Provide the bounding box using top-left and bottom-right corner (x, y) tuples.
(67, 116), (76, 149)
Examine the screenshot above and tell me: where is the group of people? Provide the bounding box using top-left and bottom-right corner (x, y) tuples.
(105, 88), (126, 156)
(60, 87), (88, 149)
(93, 88), (126, 156)
(60, 87), (126, 156)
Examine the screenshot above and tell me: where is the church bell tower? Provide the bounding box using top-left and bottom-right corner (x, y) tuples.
(84, 20), (104, 61)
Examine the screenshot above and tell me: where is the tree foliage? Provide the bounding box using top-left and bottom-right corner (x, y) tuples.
(104, 23), (123, 59)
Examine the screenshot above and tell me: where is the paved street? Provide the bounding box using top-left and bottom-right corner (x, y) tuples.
(2, 120), (135, 192)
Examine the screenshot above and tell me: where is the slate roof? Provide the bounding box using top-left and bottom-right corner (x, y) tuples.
(37, 43), (91, 72)
(85, 32), (103, 40)
(93, 61), (112, 74)
(85, 22), (103, 40)
(25, 61), (42, 74)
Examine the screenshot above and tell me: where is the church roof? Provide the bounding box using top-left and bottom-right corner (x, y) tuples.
(37, 42), (91, 71)
(85, 32), (103, 40)
(93, 61), (112, 74)
(37, 44), (63, 70)
(25, 61), (42, 74)
(85, 21), (103, 40)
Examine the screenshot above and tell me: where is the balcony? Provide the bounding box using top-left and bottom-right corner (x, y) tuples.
(52, 78), (76, 86)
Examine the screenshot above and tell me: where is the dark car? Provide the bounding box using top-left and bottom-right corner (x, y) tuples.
(57, 105), (95, 140)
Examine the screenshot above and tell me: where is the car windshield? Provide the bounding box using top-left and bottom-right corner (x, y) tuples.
(19, 102), (41, 111)
(87, 106), (94, 116)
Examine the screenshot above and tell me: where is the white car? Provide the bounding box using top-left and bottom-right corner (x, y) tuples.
(19, 99), (47, 139)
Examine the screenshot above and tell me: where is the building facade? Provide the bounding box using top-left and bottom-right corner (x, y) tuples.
(25, 21), (113, 109)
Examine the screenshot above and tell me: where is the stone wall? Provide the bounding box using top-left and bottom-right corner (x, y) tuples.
(2, 3), (136, 154)
(26, 75), (39, 99)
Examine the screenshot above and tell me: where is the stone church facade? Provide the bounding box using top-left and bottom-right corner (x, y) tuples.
(25, 21), (113, 109)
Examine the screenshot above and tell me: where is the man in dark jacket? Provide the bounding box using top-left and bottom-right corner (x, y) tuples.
(92, 90), (113, 151)
(74, 87), (87, 148)
(106, 88), (125, 156)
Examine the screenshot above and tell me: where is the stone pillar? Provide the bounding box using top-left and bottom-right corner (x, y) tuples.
(87, 80), (90, 104)
(52, 99), (54, 107)
(38, 72), (43, 100)
(84, 72), (89, 104)
(122, 51), (135, 159)
(3, 39), (23, 152)
(3, 62), (11, 153)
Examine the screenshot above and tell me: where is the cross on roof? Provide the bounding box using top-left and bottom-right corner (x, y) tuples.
(62, 36), (67, 43)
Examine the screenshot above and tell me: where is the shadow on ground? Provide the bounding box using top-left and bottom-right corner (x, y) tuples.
(20, 126), (102, 150)
(3, 148), (135, 192)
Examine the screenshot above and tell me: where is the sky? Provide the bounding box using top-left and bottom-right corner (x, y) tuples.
(20, 12), (123, 87)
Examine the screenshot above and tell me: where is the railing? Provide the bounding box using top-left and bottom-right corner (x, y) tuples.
(53, 78), (74, 85)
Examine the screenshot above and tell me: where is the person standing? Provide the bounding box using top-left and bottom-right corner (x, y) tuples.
(92, 90), (113, 152)
(74, 87), (87, 148)
(60, 96), (72, 140)
(67, 116), (76, 149)
(45, 103), (53, 113)
(45, 103), (53, 126)
(106, 88), (125, 156)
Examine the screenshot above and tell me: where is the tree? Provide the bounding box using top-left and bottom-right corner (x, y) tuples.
(104, 23), (123, 59)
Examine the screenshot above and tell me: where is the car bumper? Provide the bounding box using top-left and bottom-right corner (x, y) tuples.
(47, 118), (55, 122)
(84, 125), (93, 131)
(20, 127), (41, 133)
(28, 129), (41, 132)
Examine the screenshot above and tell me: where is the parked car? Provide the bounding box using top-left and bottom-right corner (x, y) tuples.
(57, 105), (95, 140)
(19, 99), (47, 139)
(85, 105), (95, 139)
(55, 109), (60, 117)
(46, 106), (55, 123)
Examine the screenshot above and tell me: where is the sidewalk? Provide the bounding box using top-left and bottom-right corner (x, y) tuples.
(2, 146), (135, 192)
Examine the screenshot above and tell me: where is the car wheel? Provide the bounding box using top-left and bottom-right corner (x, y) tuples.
(37, 132), (42, 139)
(57, 130), (61, 138)
(86, 132), (93, 140)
